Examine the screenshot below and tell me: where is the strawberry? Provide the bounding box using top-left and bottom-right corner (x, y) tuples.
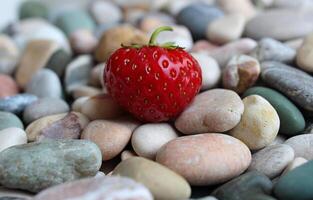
(104, 26), (202, 122)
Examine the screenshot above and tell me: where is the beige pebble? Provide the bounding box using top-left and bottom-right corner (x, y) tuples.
(72, 85), (103, 99)
(217, 0), (256, 20)
(89, 63), (105, 87)
(282, 157), (308, 175)
(0, 128), (27, 153)
(297, 33), (313, 73)
(121, 150), (137, 160)
(71, 96), (90, 112)
(69, 30), (98, 54)
(0, 74), (19, 98)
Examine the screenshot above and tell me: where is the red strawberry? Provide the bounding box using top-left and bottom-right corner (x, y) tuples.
(104, 26), (202, 122)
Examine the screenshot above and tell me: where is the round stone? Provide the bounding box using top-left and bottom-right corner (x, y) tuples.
(0, 128), (27, 153)
(0, 74), (19, 98)
(71, 96), (89, 112)
(0, 111), (23, 131)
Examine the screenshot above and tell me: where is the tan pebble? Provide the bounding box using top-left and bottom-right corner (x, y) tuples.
(191, 40), (219, 53)
(121, 150), (137, 160)
(72, 96), (90, 112)
(72, 85), (102, 99)
(0, 74), (19, 98)
(89, 63), (105, 87)
(297, 33), (313, 73)
(217, 0), (256, 20)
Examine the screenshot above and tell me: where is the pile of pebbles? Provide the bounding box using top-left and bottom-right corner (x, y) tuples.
(1, 0), (313, 199)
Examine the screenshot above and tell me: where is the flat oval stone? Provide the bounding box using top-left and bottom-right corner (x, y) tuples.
(113, 157), (191, 200)
(19, 1), (48, 20)
(296, 33), (313, 73)
(0, 128), (27, 153)
(261, 61), (313, 111)
(25, 69), (62, 99)
(34, 176), (153, 200)
(156, 133), (251, 185)
(229, 95), (280, 150)
(248, 144), (294, 178)
(0, 74), (19, 98)
(0, 112), (23, 131)
(131, 123), (179, 160)
(0, 94), (38, 114)
(243, 86), (305, 135)
(175, 89), (244, 134)
(0, 139), (102, 192)
(0, 35), (19, 75)
(212, 171), (275, 200)
(284, 134), (313, 160)
(274, 160), (313, 200)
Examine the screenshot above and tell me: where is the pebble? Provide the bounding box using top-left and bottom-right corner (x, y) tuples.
(0, 34), (19, 75)
(0, 94), (38, 114)
(296, 33), (313, 73)
(207, 14), (245, 45)
(25, 69), (62, 99)
(0, 74), (19, 98)
(272, 0), (313, 9)
(282, 157), (308, 175)
(81, 94), (124, 120)
(245, 9), (313, 40)
(212, 171), (275, 200)
(89, 0), (122, 25)
(176, 3), (224, 39)
(217, 0), (256, 20)
(95, 25), (149, 62)
(34, 176), (153, 200)
(15, 40), (59, 88)
(113, 157), (191, 200)
(261, 61), (313, 111)
(0, 112), (23, 131)
(251, 38), (296, 63)
(156, 133), (251, 185)
(222, 54), (260, 94)
(0, 128), (27, 153)
(229, 95), (280, 150)
(69, 30), (98, 54)
(284, 134), (313, 160)
(89, 63), (104, 87)
(71, 96), (89, 112)
(46, 49), (72, 77)
(121, 150), (137, 160)
(175, 89), (244, 134)
(139, 12), (175, 33)
(243, 86), (305, 135)
(271, 134), (286, 145)
(19, 1), (48, 20)
(274, 160), (313, 200)
(191, 53), (221, 90)
(131, 123), (179, 160)
(191, 40), (219, 53)
(72, 86), (102, 99)
(0, 139), (102, 192)
(285, 38), (304, 50)
(248, 144), (294, 178)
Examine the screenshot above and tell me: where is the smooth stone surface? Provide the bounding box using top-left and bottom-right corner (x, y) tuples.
(251, 38), (296, 63)
(245, 9), (313, 41)
(230, 95), (280, 150)
(131, 123), (179, 160)
(0, 94), (38, 114)
(89, 63), (104, 87)
(34, 176), (153, 200)
(0, 139), (102, 192)
(71, 96), (89, 113)
(248, 144), (294, 178)
(19, 1), (48, 20)
(243, 86), (305, 135)
(261, 61), (313, 111)
(121, 150), (137, 161)
(222, 54), (260, 94)
(217, 0), (256, 20)
(81, 119), (133, 161)
(176, 3), (224, 39)
(175, 89), (244, 134)
(207, 13), (245, 44)
(69, 30), (98, 54)
(282, 157), (308, 175)
(156, 133), (251, 185)
(285, 38), (304, 50)
(139, 12), (175, 33)
(191, 53), (221, 90)
(274, 160), (313, 200)
(0, 128), (27, 153)
(0, 34), (19, 75)
(297, 33), (313, 73)
(25, 69), (62, 99)
(212, 171), (275, 200)
(72, 86), (102, 99)
(0, 112), (23, 131)
(0, 74), (19, 98)
(0, 187), (33, 200)
(285, 134), (313, 160)
(113, 157), (191, 200)
(89, 0), (122, 25)
(46, 49), (72, 77)
(81, 94), (124, 120)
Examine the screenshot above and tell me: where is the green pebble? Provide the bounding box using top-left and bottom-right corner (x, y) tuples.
(243, 86), (305, 135)
(19, 1), (48, 20)
(0, 111), (23, 131)
(274, 160), (313, 200)
(46, 49), (72, 77)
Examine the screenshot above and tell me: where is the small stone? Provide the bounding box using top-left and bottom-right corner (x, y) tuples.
(175, 89), (244, 134)
(0, 74), (19, 98)
(113, 157), (191, 200)
(25, 69), (62, 99)
(72, 86), (102, 99)
(0, 139), (102, 192)
(217, 0), (256, 20)
(34, 176), (153, 200)
(19, 1), (48, 20)
(69, 30), (98, 54)
(89, 0), (122, 25)
(0, 128), (27, 153)
(282, 157), (308, 175)
(81, 94), (124, 120)
(89, 63), (104, 87)
(131, 123), (179, 160)
(121, 150), (137, 160)
(0, 112), (23, 131)
(248, 144), (294, 178)
(251, 38), (296, 63)
(222, 54), (260, 94)
(296, 33), (313, 73)
(71, 96), (89, 113)
(0, 34), (19, 75)
(46, 49), (72, 77)
(207, 13), (245, 44)
(81, 119), (133, 161)
(191, 53), (221, 90)
(229, 95), (280, 150)
(284, 134), (313, 160)
(156, 133), (251, 185)
(0, 94), (38, 115)
(261, 61), (313, 111)
(176, 3), (224, 39)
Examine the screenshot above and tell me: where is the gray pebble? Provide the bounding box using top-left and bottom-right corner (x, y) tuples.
(0, 111), (23, 131)
(0, 94), (38, 114)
